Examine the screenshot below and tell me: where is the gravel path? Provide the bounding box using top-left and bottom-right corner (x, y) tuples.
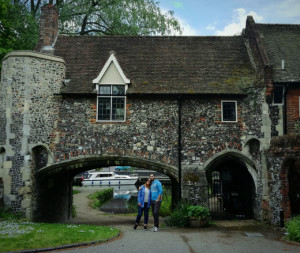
(70, 187), (153, 229)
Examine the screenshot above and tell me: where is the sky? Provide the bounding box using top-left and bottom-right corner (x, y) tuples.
(158, 0), (300, 35)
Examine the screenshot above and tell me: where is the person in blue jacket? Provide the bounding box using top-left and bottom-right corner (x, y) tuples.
(149, 173), (163, 232)
(133, 178), (151, 230)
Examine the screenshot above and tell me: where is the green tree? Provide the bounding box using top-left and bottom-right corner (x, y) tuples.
(57, 0), (182, 35)
(0, 0), (39, 71)
(1, 0), (181, 74)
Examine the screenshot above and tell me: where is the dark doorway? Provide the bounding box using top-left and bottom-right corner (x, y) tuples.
(207, 160), (255, 219)
(289, 160), (300, 216)
(0, 178), (3, 209)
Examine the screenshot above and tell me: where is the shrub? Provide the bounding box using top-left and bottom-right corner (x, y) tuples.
(88, 188), (113, 208)
(166, 201), (191, 227)
(286, 215), (300, 242)
(160, 186), (172, 217)
(187, 205), (210, 220)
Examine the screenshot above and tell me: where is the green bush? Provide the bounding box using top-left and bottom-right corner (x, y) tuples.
(286, 215), (300, 242)
(160, 186), (172, 217)
(88, 188), (114, 208)
(166, 201), (191, 227)
(187, 205), (210, 219)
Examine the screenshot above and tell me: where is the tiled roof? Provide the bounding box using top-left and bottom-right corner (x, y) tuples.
(53, 35), (255, 94)
(254, 23), (300, 83)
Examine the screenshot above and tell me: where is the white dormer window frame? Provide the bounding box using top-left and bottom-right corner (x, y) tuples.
(93, 53), (130, 122)
(97, 84), (127, 122)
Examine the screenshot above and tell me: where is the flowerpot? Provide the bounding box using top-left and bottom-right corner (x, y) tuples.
(190, 218), (207, 228)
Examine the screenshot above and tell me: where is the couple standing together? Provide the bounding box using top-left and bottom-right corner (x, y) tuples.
(133, 173), (163, 232)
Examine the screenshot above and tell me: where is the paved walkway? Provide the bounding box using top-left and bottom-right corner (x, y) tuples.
(59, 188), (299, 253)
(58, 224), (299, 253)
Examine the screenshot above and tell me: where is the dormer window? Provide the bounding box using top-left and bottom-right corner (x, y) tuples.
(97, 85), (126, 121)
(93, 52), (130, 122)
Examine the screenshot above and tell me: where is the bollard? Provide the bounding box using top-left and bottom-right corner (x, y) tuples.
(280, 210), (284, 227)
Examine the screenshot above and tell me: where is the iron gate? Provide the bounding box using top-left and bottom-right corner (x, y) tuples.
(207, 167), (254, 220)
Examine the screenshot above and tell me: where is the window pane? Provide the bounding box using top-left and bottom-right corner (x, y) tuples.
(223, 102), (236, 121)
(112, 98), (125, 120)
(98, 97), (111, 120)
(273, 86), (284, 104)
(113, 85), (125, 95)
(99, 85), (111, 95)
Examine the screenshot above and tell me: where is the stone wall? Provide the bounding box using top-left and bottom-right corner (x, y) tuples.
(51, 96), (179, 166)
(0, 51), (272, 222)
(0, 52), (65, 217)
(267, 134), (300, 224)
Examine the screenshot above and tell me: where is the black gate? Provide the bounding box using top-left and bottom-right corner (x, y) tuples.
(207, 162), (254, 220)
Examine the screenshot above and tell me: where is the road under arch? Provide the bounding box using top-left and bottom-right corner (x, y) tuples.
(33, 155), (179, 222)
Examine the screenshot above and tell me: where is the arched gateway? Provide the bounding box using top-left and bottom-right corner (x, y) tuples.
(33, 155), (179, 222)
(204, 151), (258, 219)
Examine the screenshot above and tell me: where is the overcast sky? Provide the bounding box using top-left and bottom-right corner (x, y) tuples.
(158, 0), (300, 35)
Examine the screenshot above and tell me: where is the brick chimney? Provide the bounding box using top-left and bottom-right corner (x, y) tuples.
(38, 4), (58, 53)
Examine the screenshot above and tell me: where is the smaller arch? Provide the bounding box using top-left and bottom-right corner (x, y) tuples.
(204, 150), (257, 173)
(0, 147), (6, 168)
(244, 138), (261, 161)
(204, 150), (257, 219)
(31, 145), (51, 171)
(244, 136), (260, 146)
(204, 150), (258, 190)
(281, 155), (300, 219)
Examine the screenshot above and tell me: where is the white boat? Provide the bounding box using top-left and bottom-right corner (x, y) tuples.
(82, 172), (138, 186)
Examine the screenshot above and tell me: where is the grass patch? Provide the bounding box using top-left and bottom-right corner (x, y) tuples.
(0, 214), (119, 252)
(285, 215), (300, 242)
(73, 189), (80, 195)
(88, 188), (114, 209)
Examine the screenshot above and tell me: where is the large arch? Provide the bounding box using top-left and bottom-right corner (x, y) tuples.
(33, 155), (179, 222)
(281, 156), (300, 220)
(204, 151), (257, 219)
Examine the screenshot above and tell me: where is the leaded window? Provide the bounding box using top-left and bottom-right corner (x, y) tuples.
(222, 101), (237, 122)
(97, 85), (126, 121)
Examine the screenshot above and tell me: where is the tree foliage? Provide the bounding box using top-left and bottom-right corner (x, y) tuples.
(0, 0), (181, 74)
(57, 0), (182, 35)
(0, 0), (39, 71)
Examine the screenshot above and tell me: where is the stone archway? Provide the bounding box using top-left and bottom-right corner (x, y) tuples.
(281, 157), (300, 219)
(289, 160), (300, 216)
(204, 151), (257, 219)
(33, 155), (179, 222)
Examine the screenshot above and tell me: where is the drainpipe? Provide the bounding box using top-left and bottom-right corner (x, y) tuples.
(177, 95), (182, 201)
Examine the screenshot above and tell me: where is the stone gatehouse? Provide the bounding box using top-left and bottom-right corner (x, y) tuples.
(0, 5), (299, 224)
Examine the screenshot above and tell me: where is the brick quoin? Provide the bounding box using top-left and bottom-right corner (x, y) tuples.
(286, 88), (300, 133)
(280, 164), (292, 220)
